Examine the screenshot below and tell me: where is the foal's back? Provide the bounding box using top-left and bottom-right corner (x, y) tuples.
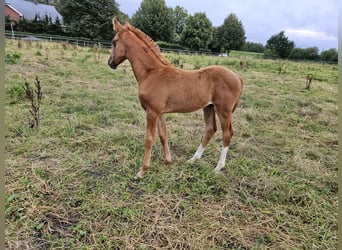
(140, 65), (242, 114)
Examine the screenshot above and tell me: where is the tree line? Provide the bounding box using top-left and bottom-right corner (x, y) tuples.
(5, 0), (337, 62)
(5, 15), (65, 36)
(264, 31), (337, 62)
(128, 0), (246, 53)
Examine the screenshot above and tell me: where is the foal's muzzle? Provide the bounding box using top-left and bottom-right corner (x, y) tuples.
(108, 57), (117, 69)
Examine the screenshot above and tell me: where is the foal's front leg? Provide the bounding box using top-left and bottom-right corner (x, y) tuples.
(136, 110), (158, 178)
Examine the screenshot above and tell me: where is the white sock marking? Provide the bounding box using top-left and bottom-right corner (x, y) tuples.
(214, 146), (229, 172)
(189, 144), (205, 162)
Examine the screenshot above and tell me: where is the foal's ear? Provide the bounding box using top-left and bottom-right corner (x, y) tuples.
(112, 16), (123, 32)
(124, 19), (132, 29)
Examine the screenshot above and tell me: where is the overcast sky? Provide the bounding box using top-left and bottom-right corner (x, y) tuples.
(116, 0), (338, 50)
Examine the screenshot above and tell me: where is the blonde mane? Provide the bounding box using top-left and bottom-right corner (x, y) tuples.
(128, 26), (171, 66)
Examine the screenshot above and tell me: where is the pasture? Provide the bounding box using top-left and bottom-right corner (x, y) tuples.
(5, 39), (337, 249)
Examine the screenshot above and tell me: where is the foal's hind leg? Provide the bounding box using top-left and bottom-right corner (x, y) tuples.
(189, 105), (217, 162)
(214, 109), (233, 172)
(158, 114), (171, 164)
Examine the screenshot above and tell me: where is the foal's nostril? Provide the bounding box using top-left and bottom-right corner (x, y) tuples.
(108, 57), (113, 67)
(108, 57), (116, 69)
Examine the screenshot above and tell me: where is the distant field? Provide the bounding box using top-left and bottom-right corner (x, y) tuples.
(5, 39), (337, 249)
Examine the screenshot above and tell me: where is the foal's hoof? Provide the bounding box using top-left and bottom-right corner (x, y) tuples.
(214, 163), (225, 173)
(187, 157), (196, 163)
(135, 170), (144, 179)
(188, 154), (202, 163)
(213, 168), (221, 174)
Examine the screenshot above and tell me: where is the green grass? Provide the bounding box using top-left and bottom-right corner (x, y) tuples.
(5, 39), (337, 249)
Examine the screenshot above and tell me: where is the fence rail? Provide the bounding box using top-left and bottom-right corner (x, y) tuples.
(5, 31), (112, 48)
(4, 31), (219, 56)
(5, 31), (337, 64)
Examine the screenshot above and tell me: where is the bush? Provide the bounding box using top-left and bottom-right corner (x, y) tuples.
(320, 49), (338, 63)
(288, 47), (320, 61)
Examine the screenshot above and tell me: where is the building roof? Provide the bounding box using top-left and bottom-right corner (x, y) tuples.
(5, 0), (63, 23)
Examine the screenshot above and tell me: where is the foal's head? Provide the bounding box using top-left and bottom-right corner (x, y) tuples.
(108, 17), (130, 69)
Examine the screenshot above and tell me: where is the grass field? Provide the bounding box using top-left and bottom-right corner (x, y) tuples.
(5, 39), (337, 249)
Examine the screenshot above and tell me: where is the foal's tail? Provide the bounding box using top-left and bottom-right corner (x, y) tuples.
(232, 77), (244, 113)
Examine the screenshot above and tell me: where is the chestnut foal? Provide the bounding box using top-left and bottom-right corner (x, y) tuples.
(108, 17), (243, 178)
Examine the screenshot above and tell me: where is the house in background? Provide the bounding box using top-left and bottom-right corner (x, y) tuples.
(5, 0), (63, 24)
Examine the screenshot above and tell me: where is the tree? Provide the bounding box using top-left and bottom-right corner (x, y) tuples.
(57, 0), (124, 39)
(320, 48), (338, 62)
(6, 13), (64, 35)
(209, 26), (223, 53)
(173, 6), (188, 43)
(265, 31), (294, 59)
(288, 48), (305, 60)
(242, 42), (265, 53)
(28, 0), (57, 4)
(131, 0), (174, 42)
(304, 47), (320, 60)
(48, 16), (64, 35)
(181, 12), (213, 51)
(219, 14), (246, 53)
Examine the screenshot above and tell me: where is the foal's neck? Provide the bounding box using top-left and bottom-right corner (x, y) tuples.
(126, 40), (167, 82)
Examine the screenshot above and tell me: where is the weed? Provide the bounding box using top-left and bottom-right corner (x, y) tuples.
(36, 42), (43, 50)
(62, 42), (68, 50)
(5, 52), (21, 64)
(92, 44), (104, 63)
(193, 60), (201, 69)
(305, 73), (314, 89)
(240, 58), (250, 70)
(277, 60), (288, 75)
(17, 39), (22, 49)
(25, 40), (32, 49)
(6, 84), (26, 103)
(23, 76), (43, 129)
(80, 54), (92, 63)
(45, 48), (49, 60)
